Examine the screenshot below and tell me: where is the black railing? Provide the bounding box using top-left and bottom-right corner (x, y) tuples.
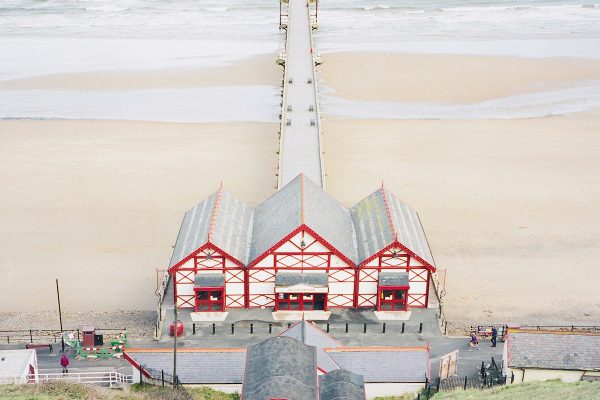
(0, 328), (126, 345)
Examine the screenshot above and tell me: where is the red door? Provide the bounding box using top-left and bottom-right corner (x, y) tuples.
(194, 288), (224, 312)
(276, 293), (327, 311)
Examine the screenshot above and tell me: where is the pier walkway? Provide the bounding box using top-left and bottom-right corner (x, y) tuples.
(278, 0), (324, 189)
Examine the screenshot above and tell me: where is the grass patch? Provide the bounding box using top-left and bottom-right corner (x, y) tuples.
(431, 380), (600, 400)
(0, 382), (239, 400)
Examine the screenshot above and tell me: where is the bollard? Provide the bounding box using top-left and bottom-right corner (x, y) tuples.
(345, 323), (348, 333)
(231, 323), (235, 335)
(250, 324), (254, 334)
(463, 376), (468, 390)
(193, 323), (196, 335)
(269, 323), (272, 334)
(402, 322), (405, 333)
(382, 323), (386, 334)
(363, 323), (367, 333)
(419, 322), (423, 333)
(288, 323), (291, 328)
(29, 330), (33, 343)
(212, 323), (216, 335)
(161, 370), (165, 387)
(326, 323), (330, 333)
(444, 321), (447, 336)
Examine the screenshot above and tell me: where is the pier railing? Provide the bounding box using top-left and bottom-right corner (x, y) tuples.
(0, 328), (125, 345)
(154, 268), (171, 340)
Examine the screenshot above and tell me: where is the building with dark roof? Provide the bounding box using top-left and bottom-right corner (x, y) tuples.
(503, 327), (600, 384)
(168, 174), (437, 314)
(124, 321), (428, 399)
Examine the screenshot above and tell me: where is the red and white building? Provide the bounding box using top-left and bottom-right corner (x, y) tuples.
(168, 174), (437, 314)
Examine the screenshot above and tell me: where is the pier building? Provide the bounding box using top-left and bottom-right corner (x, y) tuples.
(167, 174), (436, 316)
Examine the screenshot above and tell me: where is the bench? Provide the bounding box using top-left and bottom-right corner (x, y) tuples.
(25, 343), (53, 352)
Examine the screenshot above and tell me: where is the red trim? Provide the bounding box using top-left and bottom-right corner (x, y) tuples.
(194, 286), (225, 312)
(360, 241), (435, 273)
(168, 242), (244, 274)
(207, 186), (223, 242)
(377, 285), (409, 311)
(380, 187), (398, 240)
(123, 352), (152, 379)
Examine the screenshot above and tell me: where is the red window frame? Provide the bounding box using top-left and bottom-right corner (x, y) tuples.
(377, 286), (409, 311)
(275, 293), (328, 311)
(194, 287), (225, 312)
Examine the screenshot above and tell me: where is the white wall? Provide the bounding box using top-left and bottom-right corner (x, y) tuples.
(364, 382), (424, 399)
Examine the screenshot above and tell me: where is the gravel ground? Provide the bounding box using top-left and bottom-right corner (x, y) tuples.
(0, 310), (156, 340)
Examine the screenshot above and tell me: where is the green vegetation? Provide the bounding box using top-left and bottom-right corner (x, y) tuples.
(0, 382), (239, 400)
(430, 380), (600, 400)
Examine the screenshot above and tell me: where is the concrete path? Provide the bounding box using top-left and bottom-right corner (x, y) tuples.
(279, 0), (324, 188)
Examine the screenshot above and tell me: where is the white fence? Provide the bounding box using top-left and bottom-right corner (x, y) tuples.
(0, 371), (133, 387)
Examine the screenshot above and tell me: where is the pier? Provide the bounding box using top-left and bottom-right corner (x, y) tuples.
(277, 0), (324, 189)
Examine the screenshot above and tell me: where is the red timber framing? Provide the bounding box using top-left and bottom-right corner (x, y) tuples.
(168, 243), (245, 310)
(247, 225), (356, 309)
(355, 241), (435, 309)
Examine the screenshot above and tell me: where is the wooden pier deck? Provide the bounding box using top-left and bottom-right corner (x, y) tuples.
(278, 0), (324, 189)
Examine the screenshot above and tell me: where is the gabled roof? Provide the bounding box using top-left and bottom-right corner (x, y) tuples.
(242, 336), (318, 400)
(280, 321), (342, 372)
(169, 188), (253, 269)
(319, 369), (366, 400)
(249, 174), (358, 265)
(325, 347), (429, 383)
(351, 187), (435, 267)
(124, 348), (246, 384)
(508, 330), (600, 371)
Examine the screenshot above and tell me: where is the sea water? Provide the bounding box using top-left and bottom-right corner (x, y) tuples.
(1, 0), (599, 121)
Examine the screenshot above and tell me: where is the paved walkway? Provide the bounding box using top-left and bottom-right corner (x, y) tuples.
(279, 0), (324, 188)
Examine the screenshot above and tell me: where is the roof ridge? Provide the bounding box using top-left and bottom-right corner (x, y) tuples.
(300, 173), (305, 225)
(207, 184), (224, 242)
(380, 187), (398, 240)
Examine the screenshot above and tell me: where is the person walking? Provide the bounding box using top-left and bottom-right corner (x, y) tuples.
(60, 354), (69, 373)
(469, 332), (480, 351)
(491, 326), (498, 347)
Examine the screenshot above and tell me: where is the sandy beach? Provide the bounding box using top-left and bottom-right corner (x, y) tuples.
(0, 119), (278, 315)
(321, 52), (600, 326)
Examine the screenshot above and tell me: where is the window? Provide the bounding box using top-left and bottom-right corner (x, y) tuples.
(276, 293), (326, 311)
(195, 289), (224, 312)
(379, 287), (407, 311)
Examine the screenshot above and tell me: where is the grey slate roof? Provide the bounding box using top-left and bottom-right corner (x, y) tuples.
(128, 350), (246, 384)
(169, 189), (253, 268)
(326, 348), (429, 383)
(275, 272), (329, 288)
(351, 188), (435, 267)
(249, 174), (357, 265)
(194, 273), (225, 288)
(319, 369), (366, 400)
(242, 336), (318, 400)
(379, 272), (409, 287)
(280, 321), (341, 372)
(508, 331), (600, 371)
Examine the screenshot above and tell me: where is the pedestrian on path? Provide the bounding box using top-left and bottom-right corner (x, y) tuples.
(469, 332), (480, 351)
(491, 326), (498, 347)
(60, 354), (69, 373)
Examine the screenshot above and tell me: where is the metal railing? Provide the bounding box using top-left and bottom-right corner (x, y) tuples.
(0, 372), (132, 387)
(154, 269), (171, 340)
(0, 328), (126, 345)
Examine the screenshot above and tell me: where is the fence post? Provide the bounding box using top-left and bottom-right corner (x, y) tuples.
(402, 322), (405, 333)
(231, 323), (235, 335)
(382, 323), (386, 334)
(77, 329), (80, 342)
(504, 375), (507, 384)
(29, 330), (33, 343)
(269, 323), (272, 334)
(326, 323), (330, 333)
(6, 336), (9, 344)
(161, 370), (165, 387)
(363, 323), (367, 333)
(212, 323), (216, 335)
(345, 323), (348, 333)
(436, 377), (441, 391)
(444, 321), (447, 335)
(419, 322), (423, 333)
(480, 361), (485, 378)
(463, 376), (467, 390)
(192, 323), (196, 335)
(250, 324), (254, 334)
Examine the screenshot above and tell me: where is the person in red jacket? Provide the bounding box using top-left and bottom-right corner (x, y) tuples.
(60, 354), (69, 373)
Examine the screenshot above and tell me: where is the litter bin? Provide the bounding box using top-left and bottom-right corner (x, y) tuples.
(170, 320), (184, 337)
(82, 326), (95, 347)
